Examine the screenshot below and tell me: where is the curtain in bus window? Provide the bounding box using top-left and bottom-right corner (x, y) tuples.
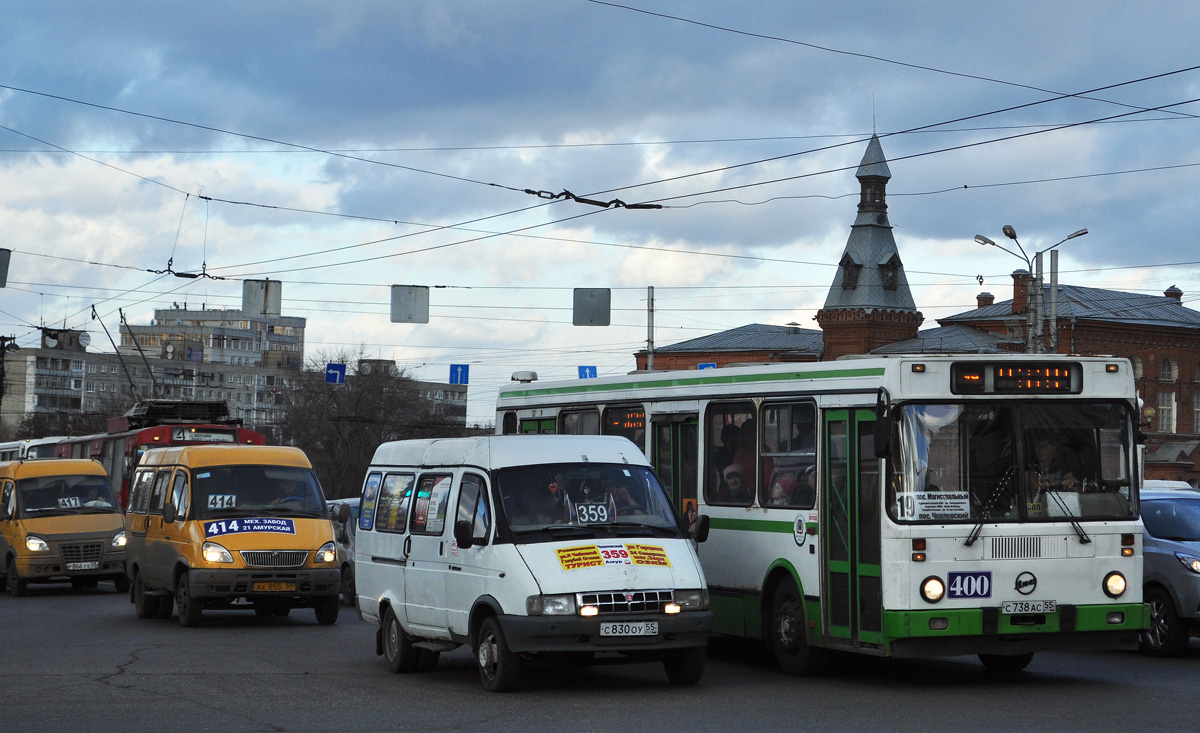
(705, 402), (756, 506)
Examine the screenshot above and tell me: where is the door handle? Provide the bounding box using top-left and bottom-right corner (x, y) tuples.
(402, 535), (412, 557)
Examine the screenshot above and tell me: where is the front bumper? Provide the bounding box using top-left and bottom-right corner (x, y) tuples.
(17, 550), (126, 582)
(498, 610), (713, 654)
(188, 567), (341, 605)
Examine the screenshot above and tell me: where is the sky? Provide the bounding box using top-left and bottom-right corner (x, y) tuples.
(2, 1), (1199, 426)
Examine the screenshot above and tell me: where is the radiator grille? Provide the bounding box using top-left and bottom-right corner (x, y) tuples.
(240, 550), (308, 568)
(578, 589), (673, 615)
(988, 536), (1065, 560)
(61, 543), (103, 563)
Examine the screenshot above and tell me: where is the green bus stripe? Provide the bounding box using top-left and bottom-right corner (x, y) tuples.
(499, 367), (886, 400)
(709, 516), (796, 533)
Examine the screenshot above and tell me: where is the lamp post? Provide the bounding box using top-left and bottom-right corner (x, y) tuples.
(975, 227), (1088, 353)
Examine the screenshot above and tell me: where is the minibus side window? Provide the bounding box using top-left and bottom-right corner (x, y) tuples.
(169, 471), (190, 521)
(129, 471), (151, 515)
(359, 472), (381, 531)
(148, 471), (171, 516)
(1, 482), (13, 519)
(374, 473), (414, 534)
(456, 474), (491, 545)
(410, 474), (453, 536)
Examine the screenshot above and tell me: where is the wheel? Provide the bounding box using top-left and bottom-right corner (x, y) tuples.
(770, 579), (822, 675)
(978, 652), (1034, 673)
(113, 575), (130, 594)
(663, 645), (706, 685)
(315, 596), (339, 625)
(340, 564), (356, 606)
(416, 649), (440, 673)
(175, 574), (202, 627)
(134, 575), (155, 619)
(154, 592), (174, 619)
(382, 607), (418, 673)
(1142, 588), (1188, 657)
(8, 562), (28, 597)
(476, 616), (521, 692)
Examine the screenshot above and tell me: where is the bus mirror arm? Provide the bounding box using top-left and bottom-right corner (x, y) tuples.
(162, 501), (176, 524)
(454, 519), (474, 549)
(873, 388), (893, 459)
(693, 515), (710, 543)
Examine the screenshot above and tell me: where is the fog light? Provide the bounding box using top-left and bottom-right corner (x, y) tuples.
(921, 576), (945, 603)
(664, 603), (682, 614)
(929, 618), (949, 630)
(580, 605), (599, 617)
(1103, 571), (1126, 598)
(1106, 612), (1125, 624)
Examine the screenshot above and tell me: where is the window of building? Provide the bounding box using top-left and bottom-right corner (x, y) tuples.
(1161, 358), (1178, 381)
(1194, 394), (1200, 433)
(1159, 390), (1176, 433)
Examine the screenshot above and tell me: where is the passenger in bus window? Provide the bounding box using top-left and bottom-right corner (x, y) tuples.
(722, 465), (751, 503)
(1029, 436), (1079, 491)
(732, 418), (758, 491)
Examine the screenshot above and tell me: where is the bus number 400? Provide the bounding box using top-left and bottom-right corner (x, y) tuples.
(947, 571), (991, 599)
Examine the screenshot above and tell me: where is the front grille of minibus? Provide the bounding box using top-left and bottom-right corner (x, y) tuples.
(240, 550), (309, 568)
(987, 536), (1066, 560)
(578, 590), (673, 615)
(60, 543), (103, 563)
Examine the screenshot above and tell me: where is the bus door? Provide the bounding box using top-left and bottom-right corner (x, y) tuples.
(822, 409), (883, 648)
(650, 413), (699, 528)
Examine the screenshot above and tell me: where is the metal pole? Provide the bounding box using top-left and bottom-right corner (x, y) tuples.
(1032, 253), (1044, 353)
(1049, 250), (1059, 352)
(646, 286), (655, 371)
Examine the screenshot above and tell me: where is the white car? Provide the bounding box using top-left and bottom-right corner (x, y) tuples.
(328, 498), (360, 606)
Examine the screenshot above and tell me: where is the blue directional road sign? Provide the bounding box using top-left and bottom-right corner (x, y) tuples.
(698, 362), (717, 370)
(449, 364), (470, 385)
(325, 363), (347, 384)
(578, 366), (597, 379)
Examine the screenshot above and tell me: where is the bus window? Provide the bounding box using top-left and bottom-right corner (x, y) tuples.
(705, 403), (755, 506)
(761, 402), (817, 508)
(520, 418), (555, 434)
(561, 410), (600, 435)
(502, 412), (518, 435)
(602, 406), (645, 452)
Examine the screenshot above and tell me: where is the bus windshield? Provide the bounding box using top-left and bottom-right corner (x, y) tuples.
(889, 401), (1135, 523)
(17, 475), (119, 517)
(194, 465), (325, 518)
(494, 463), (682, 540)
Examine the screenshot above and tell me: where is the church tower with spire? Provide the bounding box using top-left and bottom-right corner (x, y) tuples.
(815, 135), (923, 360)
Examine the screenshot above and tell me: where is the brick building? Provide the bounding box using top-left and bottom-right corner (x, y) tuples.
(634, 135), (1200, 484)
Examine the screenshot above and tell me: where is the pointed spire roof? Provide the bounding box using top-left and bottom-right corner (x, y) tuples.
(821, 135), (916, 312)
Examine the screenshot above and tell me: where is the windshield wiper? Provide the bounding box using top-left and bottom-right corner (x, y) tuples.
(965, 466), (1015, 547)
(604, 522), (674, 537)
(1044, 491), (1092, 544)
(204, 509), (260, 519)
(513, 525), (597, 538)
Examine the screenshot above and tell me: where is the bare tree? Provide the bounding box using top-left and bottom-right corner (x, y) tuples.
(276, 350), (465, 499)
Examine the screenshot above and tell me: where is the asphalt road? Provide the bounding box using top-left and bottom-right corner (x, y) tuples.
(1, 581), (1195, 732)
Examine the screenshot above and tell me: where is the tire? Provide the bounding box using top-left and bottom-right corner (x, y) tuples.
(476, 616), (521, 692)
(382, 607), (418, 673)
(340, 564), (356, 606)
(175, 573), (202, 627)
(1142, 588), (1189, 657)
(663, 645), (706, 685)
(134, 575), (154, 619)
(154, 592), (174, 619)
(8, 562), (28, 597)
(978, 652), (1034, 673)
(113, 575), (130, 594)
(770, 579), (822, 675)
(315, 596), (339, 625)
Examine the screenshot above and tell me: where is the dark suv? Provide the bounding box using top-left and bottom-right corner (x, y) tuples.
(1140, 484), (1200, 655)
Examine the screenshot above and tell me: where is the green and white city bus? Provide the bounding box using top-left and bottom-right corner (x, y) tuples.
(496, 355), (1147, 673)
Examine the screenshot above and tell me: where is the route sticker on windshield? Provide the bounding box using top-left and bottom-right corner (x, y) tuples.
(556, 543), (671, 571)
(204, 518), (296, 537)
(207, 494), (236, 509)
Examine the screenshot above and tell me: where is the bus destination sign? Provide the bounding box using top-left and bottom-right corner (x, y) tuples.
(171, 427), (237, 443)
(951, 362), (1080, 395)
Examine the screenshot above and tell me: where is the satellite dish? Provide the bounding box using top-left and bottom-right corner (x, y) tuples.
(4, 341), (18, 354)
(359, 362), (373, 375)
(78, 332), (91, 348)
(43, 333), (58, 349)
(387, 364), (400, 378)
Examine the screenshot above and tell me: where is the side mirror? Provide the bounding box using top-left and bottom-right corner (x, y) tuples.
(334, 503), (350, 524)
(693, 515), (710, 543)
(162, 501), (177, 524)
(454, 519), (474, 549)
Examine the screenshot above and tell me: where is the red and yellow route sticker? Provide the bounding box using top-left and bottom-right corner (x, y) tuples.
(556, 543), (672, 571)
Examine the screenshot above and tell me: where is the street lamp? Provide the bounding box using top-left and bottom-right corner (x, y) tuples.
(975, 226), (1088, 353)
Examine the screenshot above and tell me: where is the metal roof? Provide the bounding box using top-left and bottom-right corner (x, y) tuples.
(942, 284), (1200, 329)
(869, 323), (1013, 354)
(655, 322), (823, 355)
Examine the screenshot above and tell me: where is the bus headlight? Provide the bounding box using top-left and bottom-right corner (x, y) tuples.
(25, 535), (50, 552)
(1177, 553), (1200, 574)
(920, 576), (946, 603)
(315, 541), (336, 564)
(202, 541), (234, 564)
(526, 594), (577, 616)
(111, 531), (127, 548)
(1103, 571), (1127, 598)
